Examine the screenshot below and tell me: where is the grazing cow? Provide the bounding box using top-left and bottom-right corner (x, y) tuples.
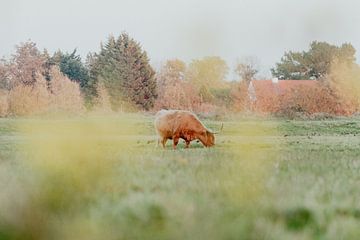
(154, 109), (220, 149)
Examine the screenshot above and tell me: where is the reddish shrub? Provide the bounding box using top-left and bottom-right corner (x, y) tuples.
(230, 81), (250, 112)
(274, 83), (357, 117)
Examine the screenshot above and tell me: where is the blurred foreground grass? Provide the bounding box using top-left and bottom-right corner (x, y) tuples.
(1, 115), (360, 239)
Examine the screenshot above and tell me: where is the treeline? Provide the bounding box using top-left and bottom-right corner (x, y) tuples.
(0, 33), (157, 116)
(0, 33), (359, 117)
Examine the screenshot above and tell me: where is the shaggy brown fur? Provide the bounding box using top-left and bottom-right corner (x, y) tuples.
(154, 109), (215, 149)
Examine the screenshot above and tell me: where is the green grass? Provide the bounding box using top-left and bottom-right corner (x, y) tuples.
(1, 115), (360, 239)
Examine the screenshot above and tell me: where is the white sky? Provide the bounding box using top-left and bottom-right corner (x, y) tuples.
(1, 0), (360, 78)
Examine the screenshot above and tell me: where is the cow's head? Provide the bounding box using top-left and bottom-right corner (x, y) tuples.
(198, 124), (223, 147)
(198, 130), (215, 147)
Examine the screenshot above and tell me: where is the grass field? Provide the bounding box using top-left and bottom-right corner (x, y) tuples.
(1, 114), (360, 239)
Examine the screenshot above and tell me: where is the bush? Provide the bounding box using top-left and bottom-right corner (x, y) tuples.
(327, 60), (360, 114)
(8, 75), (50, 116)
(211, 88), (232, 106)
(277, 85), (311, 117)
(48, 67), (84, 114)
(0, 90), (8, 117)
(154, 81), (201, 111)
(230, 81), (251, 112)
(6, 67), (85, 117)
(92, 82), (112, 113)
(276, 84), (344, 118)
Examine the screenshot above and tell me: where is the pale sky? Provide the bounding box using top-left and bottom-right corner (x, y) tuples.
(1, 0), (360, 78)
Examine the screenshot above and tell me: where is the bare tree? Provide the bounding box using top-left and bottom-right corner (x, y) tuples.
(235, 56), (259, 84)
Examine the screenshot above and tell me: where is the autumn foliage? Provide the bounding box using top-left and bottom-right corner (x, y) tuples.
(276, 84), (342, 117)
(279, 60), (360, 117)
(154, 58), (235, 115)
(0, 90), (8, 117)
(1, 39), (360, 118)
(0, 42), (84, 117)
(248, 76), (360, 117)
(8, 74), (50, 116)
(155, 59), (212, 113)
(230, 81), (251, 112)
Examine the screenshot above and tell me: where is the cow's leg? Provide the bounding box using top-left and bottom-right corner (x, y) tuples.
(185, 141), (190, 148)
(161, 137), (167, 148)
(157, 138), (160, 147)
(173, 136), (180, 149)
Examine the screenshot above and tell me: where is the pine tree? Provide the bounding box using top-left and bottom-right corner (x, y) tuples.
(51, 49), (90, 90)
(89, 33), (157, 110)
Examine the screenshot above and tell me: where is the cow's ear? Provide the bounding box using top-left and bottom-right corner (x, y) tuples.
(205, 131), (212, 139)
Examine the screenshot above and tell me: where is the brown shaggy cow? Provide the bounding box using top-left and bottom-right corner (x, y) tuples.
(154, 109), (218, 149)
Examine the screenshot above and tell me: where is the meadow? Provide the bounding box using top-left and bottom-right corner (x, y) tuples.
(1, 114), (360, 240)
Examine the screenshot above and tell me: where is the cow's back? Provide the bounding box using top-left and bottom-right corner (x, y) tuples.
(155, 110), (205, 138)
(154, 110), (178, 138)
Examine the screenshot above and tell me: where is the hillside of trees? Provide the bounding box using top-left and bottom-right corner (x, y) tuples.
(0, 35), (359, 117)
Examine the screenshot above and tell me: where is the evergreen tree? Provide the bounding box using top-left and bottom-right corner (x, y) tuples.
(271, 41), (356, 80)
(52, 50), (90, 90)
(89, 33), (157, 110)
